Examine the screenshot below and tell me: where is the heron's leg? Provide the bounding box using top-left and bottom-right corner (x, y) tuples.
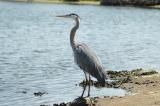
(81, 82), (87, 97)
(80, 71), (88, 98)
(87, 74), (91, 97)
(83, 71), (88, 83)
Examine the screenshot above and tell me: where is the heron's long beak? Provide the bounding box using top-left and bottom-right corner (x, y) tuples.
(56, 15), (68, 18)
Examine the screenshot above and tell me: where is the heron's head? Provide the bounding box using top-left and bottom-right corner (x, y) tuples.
(56, 13), (80, 20)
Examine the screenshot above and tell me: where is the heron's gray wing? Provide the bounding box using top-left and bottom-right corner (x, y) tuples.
(74, 43), (106, 81)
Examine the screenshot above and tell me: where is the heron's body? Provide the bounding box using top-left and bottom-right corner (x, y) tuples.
(56, 13), (107, 97)
(73, 43), (106, 84)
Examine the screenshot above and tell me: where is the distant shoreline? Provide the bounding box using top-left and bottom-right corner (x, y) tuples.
(1, 0), (160, 9)
(0, 0), (100, 5)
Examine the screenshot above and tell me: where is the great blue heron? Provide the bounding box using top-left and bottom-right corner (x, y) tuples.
(56, 13), (107, 97)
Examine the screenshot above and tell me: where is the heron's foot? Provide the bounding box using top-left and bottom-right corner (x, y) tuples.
(80, 93), (90, 98)
(80, 94), (84, 98)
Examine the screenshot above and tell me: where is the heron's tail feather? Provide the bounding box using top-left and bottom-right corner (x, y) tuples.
(96, 67), (107, 86)
(97, 77), (105, 85)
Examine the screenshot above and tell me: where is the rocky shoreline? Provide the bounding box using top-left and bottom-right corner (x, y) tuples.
(96, 71), (160, 106)
(39, 68), (159, 106)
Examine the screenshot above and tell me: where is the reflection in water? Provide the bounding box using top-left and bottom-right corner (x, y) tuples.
(0, 1), (160, 106)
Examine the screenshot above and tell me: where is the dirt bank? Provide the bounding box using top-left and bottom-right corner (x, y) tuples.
(96, 72), (160, 106)
(52, 69), (160, 106)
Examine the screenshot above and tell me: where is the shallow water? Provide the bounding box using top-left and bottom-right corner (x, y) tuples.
(0, 1), (160, 106)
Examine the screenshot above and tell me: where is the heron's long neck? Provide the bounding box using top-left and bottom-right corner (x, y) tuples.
(70, 18), (79, 49)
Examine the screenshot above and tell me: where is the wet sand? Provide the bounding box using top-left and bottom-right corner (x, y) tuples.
(96, 73), (160, 106)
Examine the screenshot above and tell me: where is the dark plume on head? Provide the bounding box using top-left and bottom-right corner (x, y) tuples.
(69, 13), (80, 18)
